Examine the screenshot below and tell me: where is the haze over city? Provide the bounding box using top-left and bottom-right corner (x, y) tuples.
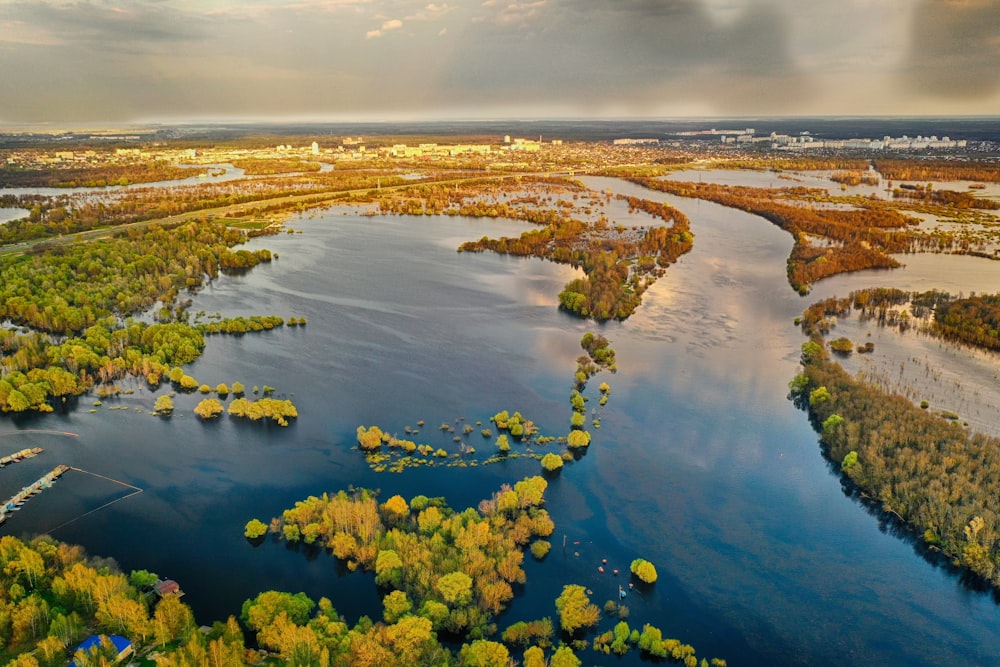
(1, 0), (999, 124)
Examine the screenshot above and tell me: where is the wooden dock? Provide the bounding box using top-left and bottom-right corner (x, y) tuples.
(0, 465), (69, 524)
(0, 448), (42, 467)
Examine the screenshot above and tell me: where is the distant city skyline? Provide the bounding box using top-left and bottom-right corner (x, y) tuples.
(1, 0), (998, 125)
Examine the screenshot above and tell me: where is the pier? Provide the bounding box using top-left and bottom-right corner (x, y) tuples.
(0, 465), (70, 524)
(0, 448), (43, 467)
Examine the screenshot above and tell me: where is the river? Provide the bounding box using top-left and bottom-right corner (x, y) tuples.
(2, 176), (1000, 666)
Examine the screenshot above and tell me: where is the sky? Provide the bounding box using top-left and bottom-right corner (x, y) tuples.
(0, 0), (998, 124)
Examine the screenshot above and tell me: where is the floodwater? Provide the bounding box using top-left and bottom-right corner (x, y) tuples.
(0, 163), (248, 197)
(0, 208), (28, 225)
(3, 177), (1000, 665)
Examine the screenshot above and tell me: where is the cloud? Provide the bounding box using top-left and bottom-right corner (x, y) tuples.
(1, 0), (997, 122)
(366, 17), (403, 38)
(0, 0), (207, 51)
(440, 0), (809, 115)
(902, 0), (1000, 97)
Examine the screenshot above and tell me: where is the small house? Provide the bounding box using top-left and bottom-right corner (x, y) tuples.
(153, 579), (184, 598)
(70, 635), (133, 666)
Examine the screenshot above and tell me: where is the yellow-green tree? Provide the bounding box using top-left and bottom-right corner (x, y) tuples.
(357, 426), (384, 451)
(193, 398), (224, 419)
(153, 395), (174, 415)
(554, 585), (599, 634)
(244, 519), (268, 539)
(153, 595), (194, 644)
(459, 639), (510, 667)
(383, 590), (412, 623)
(540, 453), (564, 472)
(630, 558), (658, 583)
(436, 572), (473, 607)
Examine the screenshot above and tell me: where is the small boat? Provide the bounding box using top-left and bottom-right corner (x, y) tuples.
(598, 566), (605, 573)
(619, 585), (627, 599)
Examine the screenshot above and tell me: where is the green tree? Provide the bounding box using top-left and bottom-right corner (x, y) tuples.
(841, 450), (859, 470)
(375, 550), (404, 588)
(128, 569), (159, 590)
(808, 386), (831, 406)
(639, 624), (667, 657)
(383, 590), (413, 624)
(241, 591), (315, 631)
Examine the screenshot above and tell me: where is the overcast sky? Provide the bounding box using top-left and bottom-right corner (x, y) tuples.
(0, 0), (998, 124)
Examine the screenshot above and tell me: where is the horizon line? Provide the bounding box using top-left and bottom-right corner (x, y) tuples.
(2, 113), (1000, 132)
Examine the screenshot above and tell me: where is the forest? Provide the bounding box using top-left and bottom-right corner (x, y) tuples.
(873, 159), (1000, 183)
(797, 287), (1000, 354)
(890, 185), (1000, 210)
(935, 294), (1000, 350)
(372, 177), (693, 320)
(626, 176), (916, 293)
(791, 332), (1000, 587)
(240, 477), (725, 666)
(458, 192), (693, 320)
(0, 162), (204, 188)
(229, 159), (323, 176)
(0, 491), (725, 666)
(0, 219), (293, 412)
(0, 167), (403, 245)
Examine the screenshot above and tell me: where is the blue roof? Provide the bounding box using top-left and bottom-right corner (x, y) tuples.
(71, 635), (132, 665)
